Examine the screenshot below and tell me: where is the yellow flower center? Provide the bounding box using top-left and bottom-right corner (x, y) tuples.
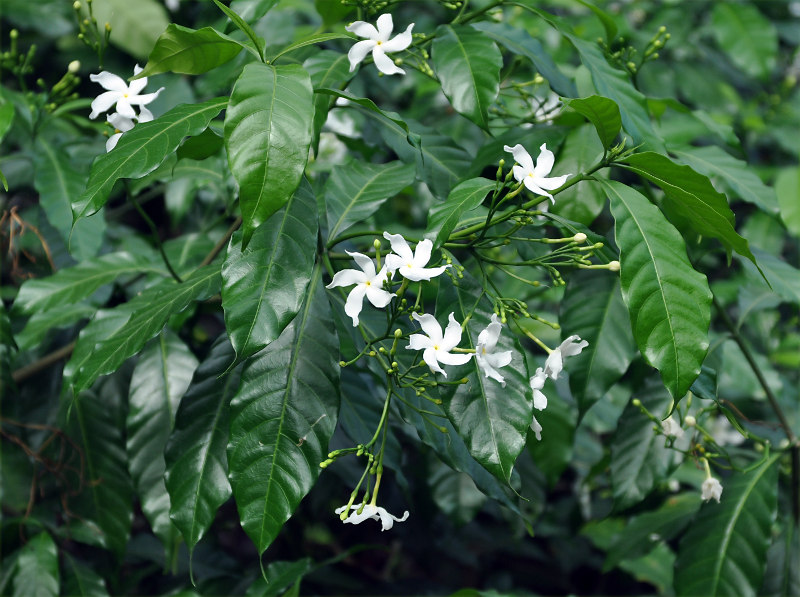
(365, 281), (371, 286)
(433, 345), (439, 350)
(376, 40), (383, 45)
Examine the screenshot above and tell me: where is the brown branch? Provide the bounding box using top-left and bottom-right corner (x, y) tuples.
(11, 341), (75, 385)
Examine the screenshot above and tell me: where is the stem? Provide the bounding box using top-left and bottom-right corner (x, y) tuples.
(200, 216), (242, 267)
(12, 342), (75, 385)
(127, 189), (182, 283)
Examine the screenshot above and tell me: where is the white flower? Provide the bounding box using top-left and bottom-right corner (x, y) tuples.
(503, 143), (570, 202)
(346, 14), (414, 76)
(383, 232), (449, 281)
(529, 367), (548, 411)
(335, 503), (409, 531)
(165, 0), (179, 10)
(326, 251), (394, 326)
(530, 414), (542, 441)
(89, 64), (163, 120)
(661, 415), (684, 439)
(407, 312), (472, 377)
(105, 109), (154, 152)
(701, 477), (723, 503)
(475, 314), (513, 386)
(707, 416), (746, 447)
(543, 335), (588, 380)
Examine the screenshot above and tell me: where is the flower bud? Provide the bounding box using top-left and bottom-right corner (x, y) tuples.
(573, 232), (587, 243)
(632, 398), (641, 407)
(68, 60), (80, 73)
(608, 260), (621, 272)
(73, 0), (81, 9)
(373, 238), (381, 250)
(684, 415), (696, 427)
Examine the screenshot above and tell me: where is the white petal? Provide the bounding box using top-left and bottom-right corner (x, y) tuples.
(326, 268), (366, 289)
(543, 348), (563, 379)
(375, 13), (394, 41)
(534, 174), (570, 191)
(436, 350), (473, 367)
(137, 106), (154, 122)
(511, 164), (528, 183)
(530, 415), (542, 441)
(344, 284), (368, 326)
(383, 231), (414, 262)
(381, 23), (414, 53)
(341, 504), (380, 525)
(529, 367), (546, 390)
(422, 347), (446, 376)
(504, 143), (534, 173)
(115, 97), (136, 119)
(89, 71), (128, 92)
(89, 91), (121, 119)
(347, 39), (377, 71)
(476, 353), (505, 385)
(486, 350), (512, 370)
(345, 21), (379, 40)
(106, 132), (123, 152)
(533, 388), (547, 411)
(365, 286), (394, 308)
(533, 143), (555, 177)
(412, 238), (433, 268)
(383, 253), (405, 274)
(523, 176), (554, 202)
(400, 264), (449, 281)
(372, 48), (405, 76)
(559, 335), (588, 357)
(407, 333), (433, 351)
(412, 312), (443, 344)
(107, 111), (134, 132)
(129, 87), (164, 106)
(128, 75), (148, 96)
(441, 312), (463, 351)
(346, 250), (376, 277)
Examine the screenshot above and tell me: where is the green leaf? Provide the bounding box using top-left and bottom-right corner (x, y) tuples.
(165, 335), (241, 552)
(315, 87), (416, 141)
(430, 461), (487, 526)
(12, 532), (58, 597)
(268, 32), (352, 63)
(621, 152), (758, 265)
(609, 388), (671, 510)
(0, 99), (14, 142)
(526, 389), (576, 487)
(16, 304), (95, 350)
(74, 97), (227, 221)
(562, 95), (621, 150)
(13, 252), (165, 315)
(775, 166), (800, 237)
(0, 168), (7, 192)
(436, 269), (532, 483)
(425, 177), (494, 251)
(65, 265), (220, 393)
(90, 0), (169, 60)
(471, 21), (576, 97)
(574, 0), (618, 43)
(137, 24), (246, 78)
(246, 558), (313, 597)
(549, 125), (607, 225)
(711, 3), (777, 80)
(304, 51), (351, 150)
(761, 524), (800, 597)
(561, 269), (635, 416)
(740, 248), (800, 305)
(224, 63), (313, 248)
(675, 454), (779, 596)
(432, 25), (502, 131)
(127, 331), (198, 556)
(325, 160), (415, 244)
(62, 554), (109, 597)
(603, 179), (711, 401)
(222, 181), (317, 362)
(211, 0), (265, 60)
(176, 128), (224, 161)
(671, 145), (780, 215)
(230, 0), (277, 22)
(228, 266), (340, 554)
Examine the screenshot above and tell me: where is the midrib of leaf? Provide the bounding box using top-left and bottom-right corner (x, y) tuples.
(575, 283), (616, 396)
(317, 54), (348, 87)
(151, 36), (240, 72)
(158, 335), (175, 421)
(249, 67), (278, 221)
(328, 166), (391, 240)
(74, 398), (103, 538)
(446, 26), (485, 129)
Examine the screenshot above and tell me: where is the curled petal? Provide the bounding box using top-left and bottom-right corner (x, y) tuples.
(441, 312), (463, 351)
(89, 91), (121, 119)
(533, 143), (555, 177)
(511, 164), (528, 184)
(347, 39), (377, 71)
(543, 349), (563, 380)
(372, 49), (405, 76)
(344, 284), (368, 326)
(128, 75), (148, 96)
(375, 13), (394, 41)
(326, 268), (366, 289)
(137, 106), (154, 122)
(376, 509), (409, 531)
(347, 250), (376, 277)
(411, 238), (433, 268)
(559, 335), (588, 357)
(115, 97), (137, 119)
(535, 174), (570, 191)
(381, 23), (414, 53)
(532, 386), (547, 411)
(476, 353), (506, 385)
(365, 285), (394, 309)
(383, 253), (405, 274)
(422, 347), (446, 376)
(522, 176), (554, 202)
(412, 312), (443, 344)
(477, 314), (502, 352)
(504, 144), (534, 173)
(106, 132), (123, 152)
(345, 20), (379, 39)
(383, 231), (414, 262)
(436, 350), (472, 367)
(107, 112), (135, 132)
(401, 264), (449, 281)
(407, 333), (433, 351)
(89, 71), (128, 92)
(128, 87), (164, 106)
(530, 415), (542, 441)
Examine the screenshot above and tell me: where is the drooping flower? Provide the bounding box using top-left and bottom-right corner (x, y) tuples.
(89, 64), (163, 120)
(346, 14), (414, 76)
(661, 415), (684, 439)
(383, 232), (449, 281)
(105, 109), (154, 152)
(335, 503), (409, 531)
(503, 143), (570, 202)
(530, 414), (543, 441)
(543, 335), (588, 380)
(529, 367), (548, 411)
(407, 312), (472, 377)
(701, 477), (723, 503)
(326, 251), (394, 326)
(475, 314), (513, 385)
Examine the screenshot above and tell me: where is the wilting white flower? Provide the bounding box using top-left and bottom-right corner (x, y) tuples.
(105, 109), (154, 152)
(383, 232), (449, 281)
(335, 503), (409, 531)
(661, 415), (684, 439)
(407, 312), (472, 377)
(503, 143), (570, 202)
(346, 14), (414, 76)
(529, 367), (548, 411)
(543, 335), (588, 380)
(475, 314), (513, 385)
(326, 251), (394, 326)
(530, 414), (542, 441)
(701, 477), (723, 503)
(89, 64), (163, 120)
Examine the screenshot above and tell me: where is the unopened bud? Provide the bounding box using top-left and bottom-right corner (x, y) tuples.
(394, 328), (402, 338)
(533, 74), (544, 85)
(339, 360), (347, 367)
(573, 232), (587, 243)
(68, 60), (80, 73)
(373, 238), (381, 250)
(73, 0), (81, 9)
(684, 415), (696, 427)
(10, 29), (19, 39)
(608, 260), (621, 272)
(632, 398), (641, 407)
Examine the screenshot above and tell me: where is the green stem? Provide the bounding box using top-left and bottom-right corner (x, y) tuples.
(127, 188), (182, 283)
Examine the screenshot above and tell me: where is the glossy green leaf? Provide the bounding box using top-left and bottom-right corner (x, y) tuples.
(609, 388), (671, 510)
(430, 461), (487, 526)
(325, 160), (415, 244)
(165, 335), (241, 552)
(66, 265), (220, 393)
(230, 0), (277, 22)
(0, 100), (14, 141)
(561, 269), (635, 416)
(562, 95), (621, 150)
(775, 166), (800, 237)
(739, 248), (800, 305)
(16, 304), (95, 350)
(621, 152), (758, 265)
(90, 0), (169, 60)
(127, 331), (198, 556)
(74, 97), (227, 221)
(436, 269), (532, 483)
(471, 21), (576, 97)
(176, 128), (224, 161)
(269, 33), (352, 63)
(137, 24), (246, 78)
(222, 181), (317, 362)
(315, 87), (416, 140)
(425, 177), (494, 251)
(675, 454), (779, 596)
(604, 180), (711, 401)
(672, 145), (779, 215)
(224, 63), (313, 248)
(211, 0), (265, 59)
(13, 252), (164, 315)
(12, 532), (58, 597)
(62, 554), (109, 597)
(304, 51), (351, 149)
(711, 3), (777, 80)
(432, 25), (502, 131)
(574, 0), (617, 43)
(0, 168), (7, 192)
(549, 125), (607, 225)
(228, 266), (340, 554)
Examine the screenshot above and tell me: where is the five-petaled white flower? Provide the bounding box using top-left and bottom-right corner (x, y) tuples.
(335, 503), (409, 531)
(105, 110), (153, 153)
(89, 64), (163, 120)
(407, 312), (472, 377)
(701, 477), (723, 503)
(383, 232), (449, 281)
(661, 415), (684, 439)
(326, 251), (394, 326)
(475, 314), (513, 386)
(544, 335), (588, 380)
(346, 14), (414, 76)
(503, 143), (570, 202)
(529, 367), (548, 411)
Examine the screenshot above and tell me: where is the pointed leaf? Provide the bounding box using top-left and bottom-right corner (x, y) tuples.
(90, 0), (169, 60)
(165, 335), (241, 551)
(268, 33), (352, 63)
(228, 266), (340, 554)
(304, 51), (351, 149)
(325, 160), (415, 244)
(562, 95), (621, 150)
(211, 0), (265, 59)
(603, 179), (711, 401)
(425, 177), (495, 251)
(74, 98), (227, 220)
(16, 304), (95, 350)
(675, 454), (779, 596)
(137, 24), (245, 78)
(230, 0), (278, 22)
(127, 331), (198, 555)
(12, 532), (58, 597)
(775, 166), (800, 237)
(222, 181), (317, 362)
(432, 25), (502, 131)
(62, 554), (109, 597)
(711, 3), (777, 80)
